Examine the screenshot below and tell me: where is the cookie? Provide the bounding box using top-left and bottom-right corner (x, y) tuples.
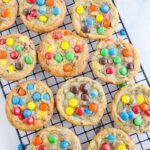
(19, 0), (66, 33)
(91, 39), (140, 85)
(5, 80), (54, 131)
(112, 84), (150, 133)
(0, 34), (36, 81)
(38, 29), (89, 77)
(0, 0), (18, 32)
(88, 128), (137, 150)
(56, 77), (107, 126)
(72, 0), (119, 40)
(29, 126), (82, 150)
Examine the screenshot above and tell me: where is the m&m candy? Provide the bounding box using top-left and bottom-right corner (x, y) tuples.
(61, 41), (70, 50)
(52, 7), (60, 16)
(12, 96), (20, 105)
(10, 51), (19, 59)
(127, 63), (134, 70)
(32, 136), (42, 146)
(0, 51), (7, 59)
(60, 140), (69, 149)
(103, 19), (111, 28)
(70, 86), (79, 94)
(53, 32), (62, 40)
(133, 116), (142, 126)
(120, 29), (126, 36)
(101, 143), (111, 150)
(108, 48), (117, 56)
(37, 0), (45, 6)
(65, 107), (74, 116)
(140, 103), (149, 111)
(42, 93), (50, 101)
(127, 110), (134, 120)
(107, 134), (116, 142)
(100, 48), (108, 56)
(12, 107), (22, 115)
(3, 0), (10, 3)
(54, 54), (63, 63)
(75, 106), (84, 116)
(30, 9), (37, 17)
(18, 98), (25, 106)
(122, 49), (131, 57)
(69, 98), (78, 107)
(89, 4), (98, 12)
(40, 103), (49, 111)
(18, 87), (26, 96)
(96, 14), (104, 22)
(38, 145), (46, 150)
(39, 16), (48, 22)
(117, 144), (126, 150)
(63, 64), (73, 72)
(145, 109), (150, 117)
(25, 116), (34, 124)
(6, 38), (14, 46)
(82, 26), (90, 33)
(85, 18), (94, 26)
(26, 83), (34, 91)
(46, 0), (54, 6)
(65, 52), (74, 61)
(25, 56), (33, 64)
(97, 27), (105, 34)
(8, 65), (15, 72)
(132, 105), (141, 114)
(38, 6), (47, 15)
(0, 39), (6, 45)
(81, 93), (89, 101)
(89, 103), (98, 113)
(106, 67), (114, 74)
(48, 135), (57, 144)
(38, 110), (44, 117)
(113, 56), (122, 64)
(100, 4), (109, 13)
(119, 67), (128, 75)
(23, 109), (32, 118)
(119, 112), (129, 121)
(74, 45), (82, 53)
(33, 92), (41, 102)
(99, 57), (107, 65)
(84, 108), (93, 115)
(1, 8), (10, 18)
(45, 52), (53, 60)
(66, 92), (74, 100)
(121, 95), (130, 104)
(16, 45), (23, 52)
(80, 84), (88, 93)
(27, 0), (36, 4)
(28, 101), (36, 110)
(76, 6), (85, 14)
(136, 95), (144, 104)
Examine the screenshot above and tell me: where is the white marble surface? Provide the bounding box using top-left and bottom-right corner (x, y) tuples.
(0, 0), (150, 149)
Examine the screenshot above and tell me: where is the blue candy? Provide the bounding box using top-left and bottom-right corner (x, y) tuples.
(60, 141), (69, 149)
(38, 6), (47, 14)
(52, 7), (60, 16)
(109, 48), (117, 56)
(90, 89), (98, 97)
(120, 29), (126, 36)
(23, 109), (32, 118)
(127, 110), (134, 120)
(18, 144), (23, 150)
(12, 96), (20, 105)
(85, 18), (94, 26)
(37, 0), (45, 6)
(120, 112), (129, 121)
(26, 83), (34, 91)
(18, 98), (25, 106)
(84, 108), (93, 115)
(100, 4), (109, 13)
(32, 92), (41, 102)
(42, 93), (50, 101)
(107, 134), (116, 142)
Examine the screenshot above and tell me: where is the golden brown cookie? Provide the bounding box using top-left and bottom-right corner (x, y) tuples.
(91, 38), (140, 85)
(5, 80), (54, 131)
(29, 126), (82, 150)
(0, 34), (36, 81)
(88, 128), (137, 150)
(38, 29), (89, 77)
(56, 77), (107, 126)
(19, 0), (66, 33)
(0, 0), (18, 32)
(112, 84), (150, 133)
(72, 0), (119, 40)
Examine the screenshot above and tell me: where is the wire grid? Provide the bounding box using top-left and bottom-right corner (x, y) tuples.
(0, 0), (150, 150)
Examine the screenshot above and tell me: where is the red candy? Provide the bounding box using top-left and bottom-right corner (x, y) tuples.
(53, 32), (62, 40)
(25, 116), (34, 124)
(45, 52), (53, 60)
(106, 67), (114, 74)
(101, 143), (111, 150)
(27, 0), (36, 4)
(74, 45), (82, 53)
(75, 106), (84, 116)
(145, 110), (150, 117)
(38, 145), (46, 150)
(132, 105), (141, 114)
(18, 113), (25, 120)
(10, 51), (19, 59)
(30, 9), (37, 17)
(0, 39), (6, 45)
(12, 107), (22, 116)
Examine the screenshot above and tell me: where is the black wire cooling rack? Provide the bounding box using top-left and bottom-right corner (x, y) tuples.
(0, 0), (150, 150)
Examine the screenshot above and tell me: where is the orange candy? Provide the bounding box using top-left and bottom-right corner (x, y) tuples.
(18, 88), (26, 96)
(89, 103), (98, 113)
(63, 64), (73, 72)
(39, 103), (49, 111)
(46, 0), (54, 6)
(64, 30), (71, 36)
(140, 103), (149, 111)
(1, 9), (10, 18)
(89, 4), (98, 12)
(0, 51), (7, 59)
(122, 49), (132, 57)
(32, 136), (42, 146)
(103, 19), (111, 28)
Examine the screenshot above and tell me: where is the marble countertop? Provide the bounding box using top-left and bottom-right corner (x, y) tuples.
(0, 0), (150, 149)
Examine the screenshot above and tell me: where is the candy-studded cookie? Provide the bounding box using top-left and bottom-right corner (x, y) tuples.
(112, 84), (150, 133)
(19, 0), (66, 33)
(0, 34), (36, 81)
(0, 0), (18, 32)
(56, 77), (107, 126)
(38, 29), (89, 77)
(72, 0), (119, 40)
(88, 128), (137, 150)
(91, 39), (140, 85)
(29, 126), (82, 150)
(5, 80), (54, 131)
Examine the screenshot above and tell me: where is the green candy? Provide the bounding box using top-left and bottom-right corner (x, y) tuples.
(100, 48), (108, 57)
(48, 135), (57, 144)
(97, 27), (105, 35)
(54, 54), (63, 63)
(118, 83), (126, 89)
(134, 116), (143, 126)
(25, 56), (33, 64)
(16, 45), (23, 52)
(65, 52), (74, 61)
(113, 56), (122, 64)
(119, 66), (128, 75)
(66, 92), (74, 100)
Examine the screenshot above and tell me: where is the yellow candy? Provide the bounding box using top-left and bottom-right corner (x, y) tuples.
(8, 65), (15, 72)
(2, 0), (10, 3)
(69, 98), (78, 107)
(38, 110), (44, 117)
(1, 60), (7, 66)
(137, 95), (144, 104)
(117, 144), (126, 150)
(27, 101), (36, 110)
(76, 6), (85, 14)
(148, 96), (150, 103)
(65, 107), (74, 116)
(47, 44), (53, 52)
(96, 14), (104, 22)
(39, 16), (48, 22)
(6, 38), (14, 46)
(61, 41), (70, 50)
(121, 95), (130, 104)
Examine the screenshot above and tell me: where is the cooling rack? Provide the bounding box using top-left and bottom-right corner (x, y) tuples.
(0, 0), (150, 150)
